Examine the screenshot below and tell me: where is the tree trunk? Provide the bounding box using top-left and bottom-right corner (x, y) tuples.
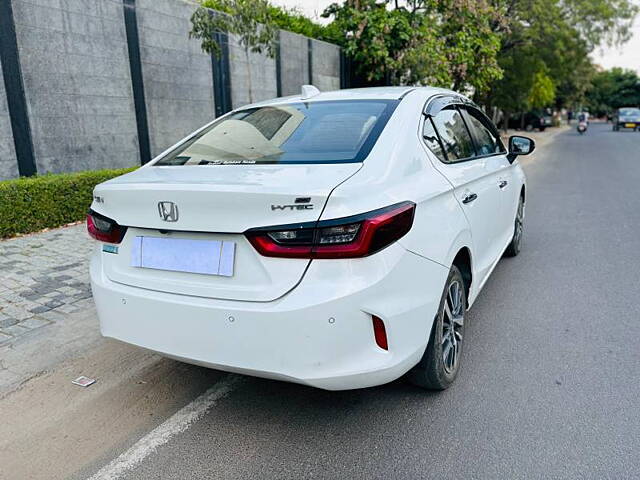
(245, 47), (253, 103)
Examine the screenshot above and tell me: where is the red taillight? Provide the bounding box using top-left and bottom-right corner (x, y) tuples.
(245, 201), (415, 259)
(87, 210), (127, 244)
(372, 315), (388, 350)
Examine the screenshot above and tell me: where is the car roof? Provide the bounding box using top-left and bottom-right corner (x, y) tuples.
(247, 86), (457, 108)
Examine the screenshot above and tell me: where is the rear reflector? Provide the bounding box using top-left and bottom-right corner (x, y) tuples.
(372, 315), (388, 350)
(245, 201), (415, 259)
(87, 210), (127, 244)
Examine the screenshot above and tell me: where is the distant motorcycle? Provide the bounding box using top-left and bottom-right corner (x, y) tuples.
(577, 120), (588, 135)
(576, 112), (588, 135)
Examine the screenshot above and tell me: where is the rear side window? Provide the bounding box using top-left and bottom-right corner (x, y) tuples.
(422, 117), (447, 162)
(429, 107), (475, 162)
(462, 108), (505, 156)
(154, 100), (398, 166)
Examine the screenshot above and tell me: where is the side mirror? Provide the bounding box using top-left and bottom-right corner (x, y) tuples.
(507, 135), (535, 163)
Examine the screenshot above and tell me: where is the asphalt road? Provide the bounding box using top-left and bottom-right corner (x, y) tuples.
(92, 123), (640, 479)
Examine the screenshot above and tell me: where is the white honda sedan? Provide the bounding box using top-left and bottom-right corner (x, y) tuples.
(88, 86), (533, 391)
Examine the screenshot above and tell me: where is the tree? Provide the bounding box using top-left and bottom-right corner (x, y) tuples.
(322, 0), (503, 94)
(528, 70), (556, 108)
(586, 68), (640, 116)
(190, 0), (279, 103)
(485, 0), (638, 120)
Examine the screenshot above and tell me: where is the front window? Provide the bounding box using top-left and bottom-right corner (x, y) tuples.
(154, 100), (398, 166)
(619, 108), (640, 117)
(462, 108), (505, 156)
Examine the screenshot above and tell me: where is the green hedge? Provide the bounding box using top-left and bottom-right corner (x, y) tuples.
(0, 167), (136, 239)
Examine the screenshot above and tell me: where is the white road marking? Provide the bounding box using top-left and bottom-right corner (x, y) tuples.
(87, 375), (242, 480)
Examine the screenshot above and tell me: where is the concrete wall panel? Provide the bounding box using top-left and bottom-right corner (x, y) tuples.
(311, 39), (340, 92)
(137, 0), (215, 157)
(13, 0), (139, 174)
(229, 33), (277, 108)
(279, 30), (309, 97)
(0, 59), (19, 180)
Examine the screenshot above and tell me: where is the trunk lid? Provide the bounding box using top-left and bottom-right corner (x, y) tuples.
(92, 164), (360, 302)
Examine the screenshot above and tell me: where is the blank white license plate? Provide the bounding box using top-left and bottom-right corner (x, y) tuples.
(130, 237), (235, 277)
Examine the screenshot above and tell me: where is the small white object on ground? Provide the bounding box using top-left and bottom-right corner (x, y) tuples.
(72, 376), (96, 387)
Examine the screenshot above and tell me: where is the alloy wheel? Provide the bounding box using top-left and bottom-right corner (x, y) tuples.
(514, 198), (524, 247)
(442, 280), (464, 374)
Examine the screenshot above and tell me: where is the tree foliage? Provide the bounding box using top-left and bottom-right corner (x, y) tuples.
(585, 67), (640, 116)
(485, 0), (637, 116)
(190, 0), (278, 59)
(322, 0), (503, 94)
(194, 0), (339, 45)
(528, 70), (556, 108)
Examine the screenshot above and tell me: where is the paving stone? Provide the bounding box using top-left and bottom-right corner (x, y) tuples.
(1, 305), (31, 321)
(0, 224), (93, 330)
(1, 324), (30, 337)
(38, 309), (67, 323)
(45, 299), (65, 309)
(29, 305), (52, 314)
(19, 316), (51, 330)
(19, 291), (39, 299)
(0, 316), (18, 329)
(44, 291), (65, 298)
(55, 303), (81, 314)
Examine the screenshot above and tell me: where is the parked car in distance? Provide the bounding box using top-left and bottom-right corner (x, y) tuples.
(507, 110), (551, 132)
(612, 107), (640, 131)
(88, 86), (532, 391)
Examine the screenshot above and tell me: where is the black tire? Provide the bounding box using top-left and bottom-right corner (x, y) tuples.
(504, 194), (524, 257)
(408, 266), (466, 390)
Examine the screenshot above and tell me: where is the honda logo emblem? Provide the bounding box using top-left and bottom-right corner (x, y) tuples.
(158, 201), (179, 222)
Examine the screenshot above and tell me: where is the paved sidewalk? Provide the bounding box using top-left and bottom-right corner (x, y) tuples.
(0, 224), (93, 343)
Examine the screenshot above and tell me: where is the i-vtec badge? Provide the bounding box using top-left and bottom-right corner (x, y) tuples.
(158, 201), (179, 222)
(271, 204), (314, 211)
(271, 197), (314, 211)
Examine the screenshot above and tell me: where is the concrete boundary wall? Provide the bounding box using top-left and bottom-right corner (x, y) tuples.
(0, 0), (343, 180)
(0, 48), (18, 180)
(12, 0), (140, 176)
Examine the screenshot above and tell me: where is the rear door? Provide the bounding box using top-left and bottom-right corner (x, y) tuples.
(422, 106), (505, 283)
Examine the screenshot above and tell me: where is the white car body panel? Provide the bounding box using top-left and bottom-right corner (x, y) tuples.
(90, 86), (527, 390)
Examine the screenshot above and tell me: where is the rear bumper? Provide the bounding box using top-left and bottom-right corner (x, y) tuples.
(90, 244), (449, 390)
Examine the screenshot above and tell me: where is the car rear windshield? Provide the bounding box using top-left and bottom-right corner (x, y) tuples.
(619, 108), (640, 116)
(154, 100), (398, 166)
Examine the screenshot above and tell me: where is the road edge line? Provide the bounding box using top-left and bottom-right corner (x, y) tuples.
(86, 374), (242, 480)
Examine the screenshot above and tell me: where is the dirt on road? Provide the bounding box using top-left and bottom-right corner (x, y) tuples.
(0, 332), (221, 480)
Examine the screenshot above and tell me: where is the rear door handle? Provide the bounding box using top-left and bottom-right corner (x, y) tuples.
(498, 180), (508, 189)
(462, 193), (478, 204)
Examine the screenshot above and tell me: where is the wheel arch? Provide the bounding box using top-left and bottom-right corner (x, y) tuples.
(451, 247), (472, 307)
